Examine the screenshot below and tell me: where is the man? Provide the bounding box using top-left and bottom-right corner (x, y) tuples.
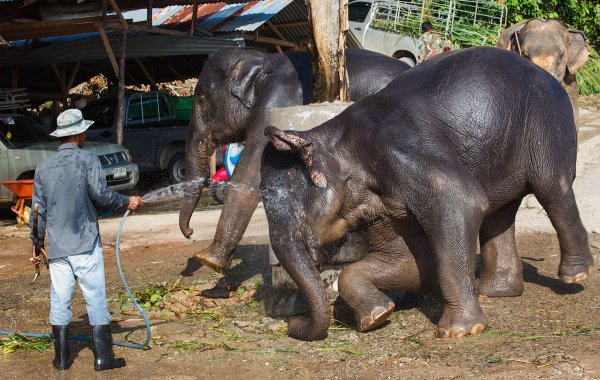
(29, 109), (143, 371)
(418, 21), (452, 63)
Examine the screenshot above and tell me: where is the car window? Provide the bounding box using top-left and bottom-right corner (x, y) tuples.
(0, 115), (55, 148)
(349, 2), (371, 23)
(127, 93), (170, 128)
(82, 102), (115, 130)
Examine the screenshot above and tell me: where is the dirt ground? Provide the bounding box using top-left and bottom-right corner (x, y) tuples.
(0, 106), (599, 379)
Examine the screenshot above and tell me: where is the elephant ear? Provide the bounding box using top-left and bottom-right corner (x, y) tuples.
(264, 126), (327, 188)
(230, 54), (267, 109)
(496, 20), (527, 50)
(566, 29), (589, 74)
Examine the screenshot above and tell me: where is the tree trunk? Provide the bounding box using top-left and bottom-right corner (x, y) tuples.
(307, 0), (348, 103)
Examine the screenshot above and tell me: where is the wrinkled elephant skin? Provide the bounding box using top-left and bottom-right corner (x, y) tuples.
(497, 18), (589, 126)
(260, 47), (594, 341)
(179, 48), (411, 273)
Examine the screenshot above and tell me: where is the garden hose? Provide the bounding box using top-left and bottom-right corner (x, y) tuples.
(0, 210), (151, 349)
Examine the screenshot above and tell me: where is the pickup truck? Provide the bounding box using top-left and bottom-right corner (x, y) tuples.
(83, 91), (191, 183)
(0, 114), (139, 206)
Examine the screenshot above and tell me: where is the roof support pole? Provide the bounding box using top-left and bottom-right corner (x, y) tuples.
(191, 0), (198, 37)
(66, 61), (81, 91)
(115, 30), (127, 145)
(147, 0), (153, 27)
(107, 0), (129, 30)
(98, 24), (120, 78)
(266, 21), (286, 53)
(135, 58), (157, 90)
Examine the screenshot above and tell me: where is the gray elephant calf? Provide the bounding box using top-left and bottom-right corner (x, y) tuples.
(179, 48), (411, 273)
(260, 46), (594, 341)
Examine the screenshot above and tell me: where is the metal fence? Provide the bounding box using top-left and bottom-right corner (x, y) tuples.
(371, 0), (508, 46)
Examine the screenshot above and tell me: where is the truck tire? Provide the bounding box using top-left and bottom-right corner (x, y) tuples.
(167, 153), (186, 184)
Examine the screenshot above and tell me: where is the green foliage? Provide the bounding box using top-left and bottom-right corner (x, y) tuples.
(0, 335), (52, 354)
(576, 50), (600, 96)
(503, 0), (600, 51)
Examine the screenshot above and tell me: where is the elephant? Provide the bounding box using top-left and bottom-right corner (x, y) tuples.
(179, 47), (411, 273)
(260, 46), (594, 341)
(497, 18), (589, 126)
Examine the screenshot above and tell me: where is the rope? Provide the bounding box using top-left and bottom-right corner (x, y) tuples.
(0, 210), (151, 349)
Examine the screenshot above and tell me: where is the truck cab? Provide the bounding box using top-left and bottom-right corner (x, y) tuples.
(83, 91), (189, 183)
(348, 0), (419, 66)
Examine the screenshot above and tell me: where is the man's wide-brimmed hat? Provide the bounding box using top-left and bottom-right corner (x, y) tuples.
(50, 109), (94, 138)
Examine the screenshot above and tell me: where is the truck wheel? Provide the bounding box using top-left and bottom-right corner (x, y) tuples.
(167, 153), (186, 184)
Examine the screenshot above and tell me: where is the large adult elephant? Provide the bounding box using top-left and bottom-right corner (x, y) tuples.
(497, 18), (589, 126)
(179, 48), (411, 273)
(260, 46), (594, 341)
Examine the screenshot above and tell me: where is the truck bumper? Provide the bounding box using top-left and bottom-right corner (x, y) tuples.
(103, 163), (139, 192)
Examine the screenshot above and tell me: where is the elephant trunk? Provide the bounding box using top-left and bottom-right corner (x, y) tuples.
(276, 239), (331, 341)
(179, 111), (216, 238)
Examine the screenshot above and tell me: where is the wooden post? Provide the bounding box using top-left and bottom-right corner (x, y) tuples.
(115, 30), (126, 145)
(98, 24), (120, 77)
(191, 0), (198, 37)
(147, 0), (153, 27)
(307, 0), (348, 102)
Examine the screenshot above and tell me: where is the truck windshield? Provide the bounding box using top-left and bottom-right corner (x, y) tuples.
(349, 1), (371, 23)
(0, 115), (55, 148)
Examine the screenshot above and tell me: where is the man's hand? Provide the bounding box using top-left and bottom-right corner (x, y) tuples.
(127, 196), (143, 211)
(30, 247), (40, 265)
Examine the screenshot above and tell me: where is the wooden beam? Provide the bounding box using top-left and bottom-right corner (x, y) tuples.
(135, 58), (156, 87)
(243, 33), (297, 48)
(98, 24), (120, 78)
(272, 20), (309, 28)
(106, 21), (191, 38)
(266, 21), (287, 41)
(190, 0), (198, 37)
(147, 0), (153, 27)
(66, 61), (81, 90)
(115, 30), (127, 145)
(107, 0), (128, 30)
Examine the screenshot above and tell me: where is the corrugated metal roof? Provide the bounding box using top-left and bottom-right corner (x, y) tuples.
(6, 33), (244, 65)
(120, 0), (295, 33)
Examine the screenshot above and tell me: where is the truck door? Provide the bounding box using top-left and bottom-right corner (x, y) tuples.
(123, 93), (162, 170)
(82, 101), (116, 144)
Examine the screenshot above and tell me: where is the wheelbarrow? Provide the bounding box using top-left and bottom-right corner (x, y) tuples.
(0, 179), (34, 224)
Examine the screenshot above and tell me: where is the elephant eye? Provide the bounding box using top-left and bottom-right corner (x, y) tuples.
(198, 95), (207, 104)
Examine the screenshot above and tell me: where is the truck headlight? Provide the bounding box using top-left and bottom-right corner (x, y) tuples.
(124, 149), (133, 163)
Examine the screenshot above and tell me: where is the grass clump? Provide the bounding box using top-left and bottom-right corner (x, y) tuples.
(0, 335), (52, 354)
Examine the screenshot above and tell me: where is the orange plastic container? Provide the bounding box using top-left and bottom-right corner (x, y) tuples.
(1, 180), (34, 224)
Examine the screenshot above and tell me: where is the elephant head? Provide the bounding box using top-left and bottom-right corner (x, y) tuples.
(179, 49), (278, 238)
(261, 126), (350, 340)
(497, 18), (589, 83)
(497, 19), (588, 126)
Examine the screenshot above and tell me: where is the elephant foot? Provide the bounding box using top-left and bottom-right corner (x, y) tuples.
(357, 302), (395, 333)
(476, 277), (523, 298)
(436, 308), (487, 338)
(193, 246), (231, 274)
(559, 254), (594, 284)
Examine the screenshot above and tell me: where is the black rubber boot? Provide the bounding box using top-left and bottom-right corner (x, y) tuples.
(91, 325), (126, 371)
(52, 325), (70, 370)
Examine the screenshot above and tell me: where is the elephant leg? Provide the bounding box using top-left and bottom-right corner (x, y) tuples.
(194, 140), (265, 273)
(534, 187), (594, 283)
(408, 171), (488, 338)
(477, 199), (524, 297)
(338, 221), (436, 333)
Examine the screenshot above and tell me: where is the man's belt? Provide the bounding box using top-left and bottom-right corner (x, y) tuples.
(31, 203), (48, 284)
